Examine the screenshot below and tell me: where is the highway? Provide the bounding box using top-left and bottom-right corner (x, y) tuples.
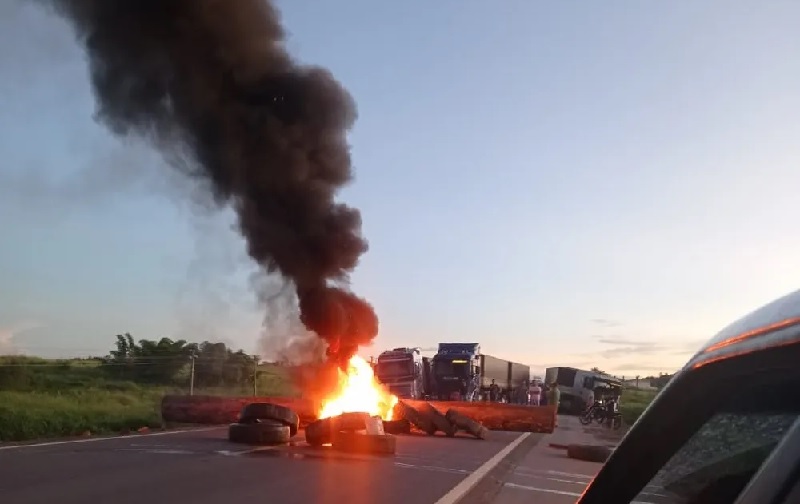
(0, 427), (541, 504)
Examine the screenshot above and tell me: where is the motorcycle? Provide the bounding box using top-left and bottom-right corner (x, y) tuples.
(580, 400), (623, 430)
(579, 401), (605, 425)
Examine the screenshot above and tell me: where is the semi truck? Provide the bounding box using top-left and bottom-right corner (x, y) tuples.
(544, 366), (622, 414)
(373, 347), (432, 399)
(431, 343), (530, 402)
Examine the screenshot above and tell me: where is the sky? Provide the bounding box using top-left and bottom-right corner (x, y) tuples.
(1, 1), (800, 378)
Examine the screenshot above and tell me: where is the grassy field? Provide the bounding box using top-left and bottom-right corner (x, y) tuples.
(0, 356), (296, 442)
(1, 355), (662, 442)
(620, 388), (659, 426)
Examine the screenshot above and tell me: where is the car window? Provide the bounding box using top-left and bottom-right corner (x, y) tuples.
(634, 412), (799, 504)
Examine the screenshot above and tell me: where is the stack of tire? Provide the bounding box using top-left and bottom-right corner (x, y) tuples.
(305, 412), (397, 455)
(228, 403), (300, 446)
(394, 401), (488, 440)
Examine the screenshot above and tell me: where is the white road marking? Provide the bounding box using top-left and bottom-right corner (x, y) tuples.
(513, 473), (588, 486)
(117, 448), (196, 455)
(394, 462), (470, 475)
(215, 449), (265, 456)
(504, 482), (658, 503)
(433, 432), (530, 504)
(505, 482), (580, 497)
(545, 469), (593, 479)
(0, 427), (222, 451)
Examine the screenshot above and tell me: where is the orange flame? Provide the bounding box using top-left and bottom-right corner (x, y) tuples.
(318, 355), (398, 420)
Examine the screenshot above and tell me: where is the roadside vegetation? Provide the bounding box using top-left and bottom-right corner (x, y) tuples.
(620, 388), (659, 426)
(0, 335), (297, 442)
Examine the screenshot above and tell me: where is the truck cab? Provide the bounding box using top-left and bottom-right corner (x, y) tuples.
(431, 343), (481, 401)
(374, 347), (431, 399)
(545, 366), (622, 414)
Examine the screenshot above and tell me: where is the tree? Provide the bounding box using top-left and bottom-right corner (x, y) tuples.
(590, 367), (606, 375)
(105, 334), (254, 388)
(106, 334), (192, 383)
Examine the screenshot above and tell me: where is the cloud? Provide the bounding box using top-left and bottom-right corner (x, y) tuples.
(591, 318), (622, 328)
(593, 336), (667, 359)
(0, 320), (44, 355)
(611, 362), (674, 374)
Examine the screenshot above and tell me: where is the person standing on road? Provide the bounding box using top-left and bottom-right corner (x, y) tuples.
(540, 383), (548, 406)
(517, 379), (530, 404)
(489, 379), (500, 402)
(548, 382), (560, 409)
(529, 380), (541, 406)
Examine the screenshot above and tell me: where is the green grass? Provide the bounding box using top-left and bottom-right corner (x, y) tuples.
(620, 388), (659, 426)
(0, 356), (295, 442)
(0, 387), (164, 441)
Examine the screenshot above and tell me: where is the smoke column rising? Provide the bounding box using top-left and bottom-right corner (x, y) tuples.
(40, 0), (378, 365)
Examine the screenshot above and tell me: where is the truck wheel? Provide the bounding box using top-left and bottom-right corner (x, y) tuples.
(420, 403), (456, 437)
(238, 403), (299, 436)
(382, 419), (411, 435)
(332, 431), (397, 455)
(566, 444), (612, 463)
(228, 421), (291, 445)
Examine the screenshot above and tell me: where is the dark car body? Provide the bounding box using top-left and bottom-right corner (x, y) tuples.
(577, 288), (800, 504)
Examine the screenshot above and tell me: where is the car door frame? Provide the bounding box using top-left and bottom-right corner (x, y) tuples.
(576, 339), (800, 503)
(733, 415), (800, 504)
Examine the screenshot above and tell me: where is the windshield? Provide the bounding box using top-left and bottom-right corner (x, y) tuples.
(434, 359), (469, 377)
(554, 368), (577, 387)
(635, 411), (799, 503)
(375, 359), (413, 378)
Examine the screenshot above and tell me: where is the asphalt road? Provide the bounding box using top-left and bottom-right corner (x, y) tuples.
(0, 427), (534, 504)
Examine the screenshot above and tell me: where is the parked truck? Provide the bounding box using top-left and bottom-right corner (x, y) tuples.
(373, 347), (432, 399)
(544, 366), (622, 414)
(431, 343), (530, 402)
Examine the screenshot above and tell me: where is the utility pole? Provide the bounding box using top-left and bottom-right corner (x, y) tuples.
(253, 355), (260, 397)
(189, 353), (196, 396)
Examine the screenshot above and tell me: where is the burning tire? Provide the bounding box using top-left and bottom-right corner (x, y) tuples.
(394, 401), (436, 435)
(238, 403), (299, 436)
(420, 403), (456, 437)
(382, 418), (411, 435)
(566, 444), (613, 463)
(332, 431), (397, 455)
(445, 409), (488, 439)
(305, 412), (371, 447)
(228, 421), (291, 445)
(305, 418), (332, 447)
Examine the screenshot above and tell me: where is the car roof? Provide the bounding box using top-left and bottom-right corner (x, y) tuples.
(686, 288), (800, 369)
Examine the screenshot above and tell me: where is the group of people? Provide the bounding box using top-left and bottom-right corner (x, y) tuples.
(486, 378), (561, 407)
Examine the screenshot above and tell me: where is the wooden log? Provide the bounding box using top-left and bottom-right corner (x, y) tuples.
(403, 400), (556, 434)
(394, 401), (436, 435)
(419, 402), (457, 437)
(160, 395), (556, 433)
(445, 409), (488, 439)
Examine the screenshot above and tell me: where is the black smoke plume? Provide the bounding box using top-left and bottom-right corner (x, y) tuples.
(41, 0), (377, 366)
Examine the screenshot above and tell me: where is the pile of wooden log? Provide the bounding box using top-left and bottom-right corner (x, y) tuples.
(394, 401), (488, 439)
(160, 395), (556, 434)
